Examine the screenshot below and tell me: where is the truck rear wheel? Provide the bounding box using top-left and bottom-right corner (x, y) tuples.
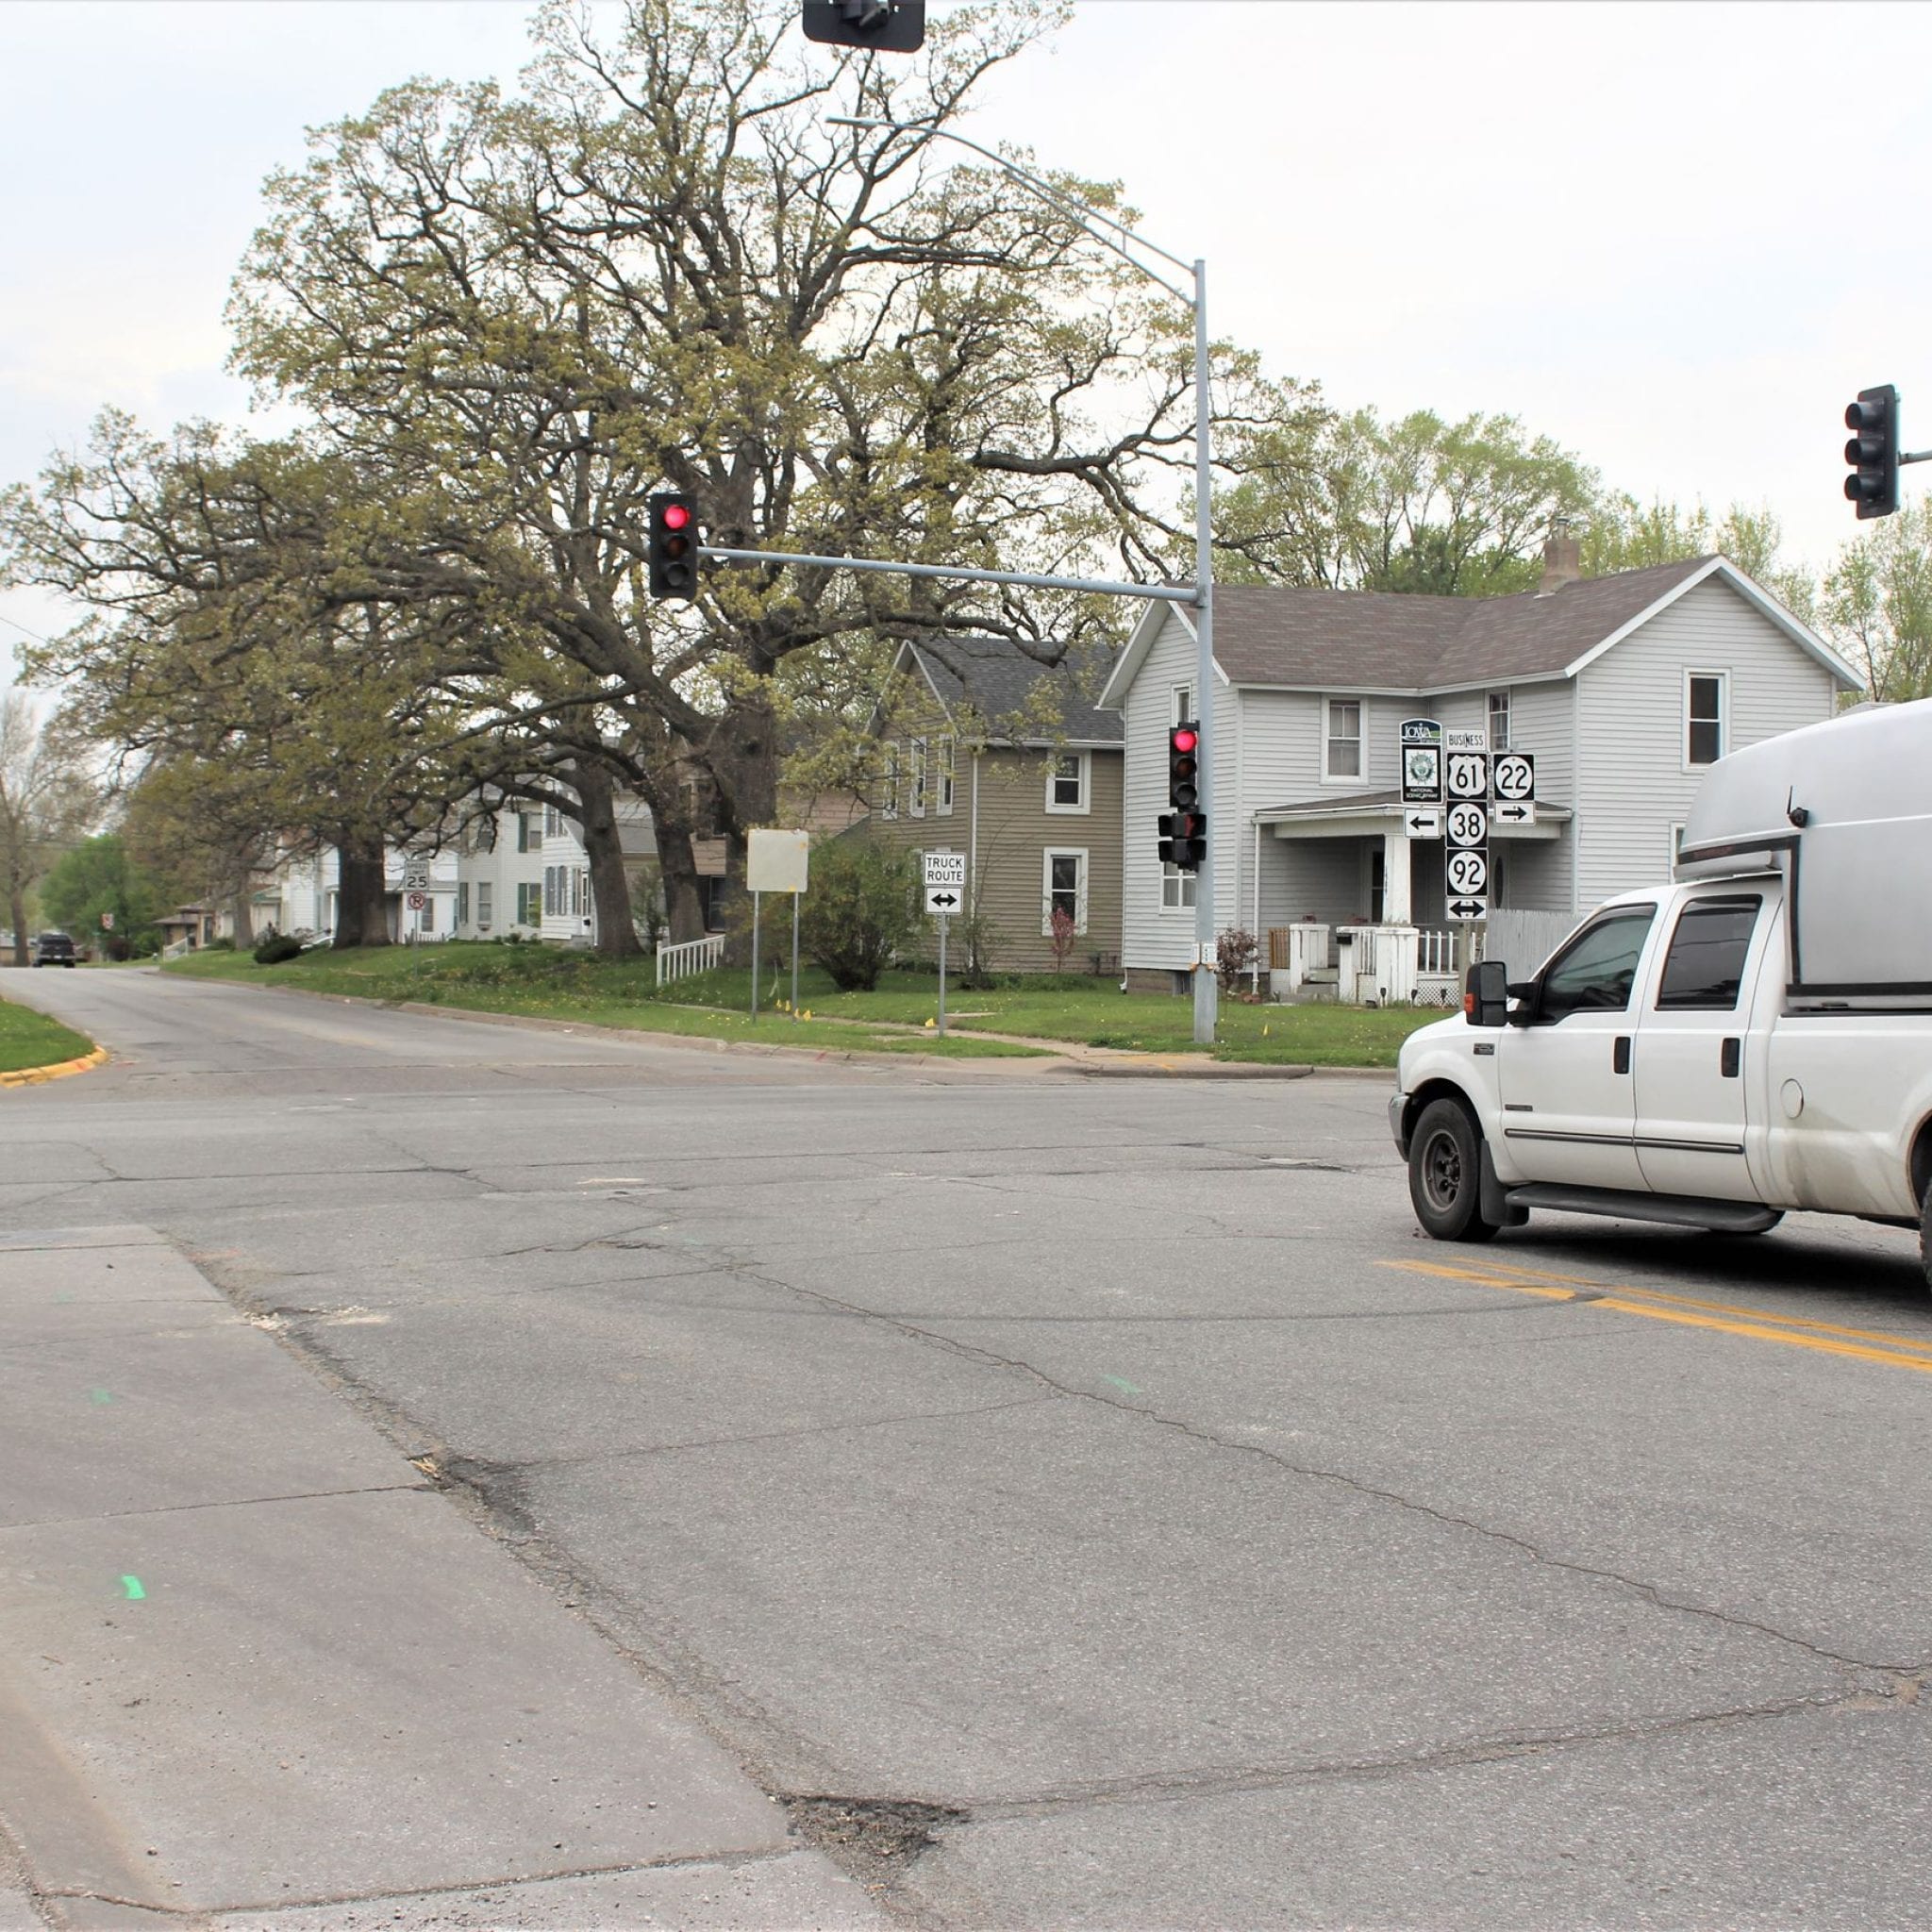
(1408, 1098), (1502, 1243)
(1921, 1183), (1932, 1292)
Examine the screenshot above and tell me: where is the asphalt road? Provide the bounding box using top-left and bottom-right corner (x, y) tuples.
(7, 966), (1932, 1930)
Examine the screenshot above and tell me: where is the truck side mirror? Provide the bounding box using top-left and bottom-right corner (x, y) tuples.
(1464, 958), (1508, 1028)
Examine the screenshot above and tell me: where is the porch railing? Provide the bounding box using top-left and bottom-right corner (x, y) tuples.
(656, 932), (726, 988)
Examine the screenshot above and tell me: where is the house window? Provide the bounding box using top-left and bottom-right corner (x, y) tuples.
(517, 812), (535, 853)
(542, 866), (557, 917)
(574, 869), (589, 918)
(1687, 673), (1726, 767)
(1325, 697), (1363, 780)
(1161, 861), (1196, 910)
(1046, 750), (1090, 813)
(910, 737), (927, 818)
(517, 881), (541, 926)
(543, 805), (563, 840)
(1488, 691), (1510, 751)
(419, 896), (435, 933)
(1172, 684), (1193, 727)
(936, 737), (955, 814)
(881, 742), (899, 820)
(456, 883), (469, 929)
(477, 881), (493, 929)
(1042, 848), (1088, 936)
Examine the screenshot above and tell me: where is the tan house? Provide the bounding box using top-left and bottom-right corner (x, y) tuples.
(868, 638), (1124, 974)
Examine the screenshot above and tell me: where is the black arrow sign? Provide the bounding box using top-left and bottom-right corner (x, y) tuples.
(1448, 898), (1487, 919)
(929, 891), (959, 909)
(1493, 803), (1531, 824)
(1407, 813), (1435, 833)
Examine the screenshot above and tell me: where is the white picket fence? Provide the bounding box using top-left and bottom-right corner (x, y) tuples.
(655, 932), (726, 988)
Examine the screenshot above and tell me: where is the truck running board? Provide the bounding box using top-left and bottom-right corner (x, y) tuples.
(1503, 1184), (1782, 1235)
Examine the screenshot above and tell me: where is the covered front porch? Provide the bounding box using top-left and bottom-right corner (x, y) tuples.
(1247, 790), (1571, 1007)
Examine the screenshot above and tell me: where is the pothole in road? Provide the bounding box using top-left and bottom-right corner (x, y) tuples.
(784, 1794), (967, 1874)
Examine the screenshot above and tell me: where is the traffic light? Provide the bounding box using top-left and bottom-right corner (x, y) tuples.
(1158, 723), (1208, 870)
(802, 0), (924, 52)
(1844, 385), (1900, 520)
(648, 491), (699, 600)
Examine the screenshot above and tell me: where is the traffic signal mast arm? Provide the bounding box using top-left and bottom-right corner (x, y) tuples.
(694, 543), (1201, 607)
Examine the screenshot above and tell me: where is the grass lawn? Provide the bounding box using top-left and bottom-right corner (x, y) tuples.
(159, 943), (1044, 1059)
(162, 942), (1441, 1068)
(0, 992), (96, 1074)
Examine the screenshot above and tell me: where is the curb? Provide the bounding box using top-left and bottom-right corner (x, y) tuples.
(0, 1045), (109, 1090)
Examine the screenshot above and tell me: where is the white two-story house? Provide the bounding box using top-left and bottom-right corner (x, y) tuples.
(1098, 541), (1862, 998)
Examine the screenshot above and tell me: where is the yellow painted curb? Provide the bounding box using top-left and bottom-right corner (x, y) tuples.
(0, 1045), (108, 1089)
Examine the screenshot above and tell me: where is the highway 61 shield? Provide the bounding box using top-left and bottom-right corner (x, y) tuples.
(1444, 751), (1489, 801)
(1445, 801), (1488, 848)
(1445, 847), (1490, 897)
(1492, 752), (1536, 802)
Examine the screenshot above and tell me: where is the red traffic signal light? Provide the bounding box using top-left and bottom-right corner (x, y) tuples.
(1843, 385), (1899, 520)
(648, 491), (699, 600)
(1168, 724), (1201, 811)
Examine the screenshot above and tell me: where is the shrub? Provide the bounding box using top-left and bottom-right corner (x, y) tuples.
(1215, 925), (1258, 993)
(798, 837), (917, 991)
(1047, 906), (1080, 974)
(254, 933), (304, 965)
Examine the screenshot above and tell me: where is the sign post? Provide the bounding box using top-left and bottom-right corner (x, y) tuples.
(747, 830), (811, 1020)
(923, 853), (966, 1039)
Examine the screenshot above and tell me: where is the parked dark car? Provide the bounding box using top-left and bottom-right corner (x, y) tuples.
(30, 931), (76, 967)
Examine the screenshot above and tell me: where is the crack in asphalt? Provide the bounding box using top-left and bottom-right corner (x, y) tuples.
(0, 1478), (429, 1534)
(946, 1676), (1929, 1819)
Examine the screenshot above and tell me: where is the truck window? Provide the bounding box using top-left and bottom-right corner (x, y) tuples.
(1656, 895), (1761, 1010)
(1536, 907), (1657, 1023)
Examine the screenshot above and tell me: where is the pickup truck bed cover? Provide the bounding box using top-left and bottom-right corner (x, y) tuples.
(1677, 697), (1932, 1006)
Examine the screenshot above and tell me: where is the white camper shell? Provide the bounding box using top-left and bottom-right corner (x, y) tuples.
(1676, 697), (1932, 1009)
(1391, 697), (1932, 1285)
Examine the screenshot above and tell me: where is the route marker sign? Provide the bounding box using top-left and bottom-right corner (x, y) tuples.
(1444, 751), (1490, 801)
(1446, 895), (1489, 922)
(1399, 719), (1443, 804)
(924, 885), (963, 915)
(1403, 808), (1442, 840)
(1445, 847), (1490, 898)
(923, 852), (966, 890)
(1445, 800), (1489, 849)
(1493, 751), (1536, 801)
(1493, 800), (1537, 826)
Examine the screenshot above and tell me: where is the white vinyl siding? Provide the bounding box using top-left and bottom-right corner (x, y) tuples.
(1575, 577), (1837, 906)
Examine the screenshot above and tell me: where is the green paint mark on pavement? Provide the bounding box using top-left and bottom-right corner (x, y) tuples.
(1100, 1374), (1142, 1396)
(121, 1576), (145, 1601)
(88, 1389), (114, 1406)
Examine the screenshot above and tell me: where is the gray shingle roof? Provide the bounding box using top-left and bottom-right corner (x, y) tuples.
(908, 638), (1123, 744)
(1210, 557), (1715, 691)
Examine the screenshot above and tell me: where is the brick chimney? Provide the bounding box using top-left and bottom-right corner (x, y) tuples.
(1539, 523), (1583, 595)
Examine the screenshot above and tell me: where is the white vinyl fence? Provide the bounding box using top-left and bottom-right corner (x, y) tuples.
(655, 932), (726, 988)
(1482, 908), (1580, 978)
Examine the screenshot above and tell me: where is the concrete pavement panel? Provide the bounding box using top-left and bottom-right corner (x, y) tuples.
(212, 1850), (889, 1930)
(0, 1238), (410, 1529)
(0, 1489), (788, 1914)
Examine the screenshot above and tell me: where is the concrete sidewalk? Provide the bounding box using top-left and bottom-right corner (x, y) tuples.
(0, 1225), (886, 1932)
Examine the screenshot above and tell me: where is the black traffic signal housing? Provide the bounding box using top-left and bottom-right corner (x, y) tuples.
(802, 0), (924, 52)
(648, 491), (699, 600)
(1845, 385), (1900, 520)
(1158, 723), (1208, 870)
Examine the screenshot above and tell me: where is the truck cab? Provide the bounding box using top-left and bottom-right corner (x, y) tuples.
(1392, 697), (1932, 1281)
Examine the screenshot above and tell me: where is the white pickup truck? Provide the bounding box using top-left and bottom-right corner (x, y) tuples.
(1391, 699), (1932, 1282)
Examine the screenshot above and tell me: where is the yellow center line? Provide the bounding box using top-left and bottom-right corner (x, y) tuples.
(1384, 1257), (1932, 1375)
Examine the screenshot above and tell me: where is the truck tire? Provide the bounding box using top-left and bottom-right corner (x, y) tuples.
(1921, 1184), (1932, 1291)
(1408, 1098), (1502, 1243)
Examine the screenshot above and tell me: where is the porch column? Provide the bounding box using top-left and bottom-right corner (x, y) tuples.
(1382, 829), (1413, 924)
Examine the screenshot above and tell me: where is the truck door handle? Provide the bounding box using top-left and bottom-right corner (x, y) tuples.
(1613, 1036), (1631, 1074)
(1721, 1037), (1740, 1078)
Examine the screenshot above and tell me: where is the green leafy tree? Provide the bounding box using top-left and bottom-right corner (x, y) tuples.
(1215, 398), (1597, 594)
(798, 836), (916, 991)
(223, 0), (1248, 934)
(0, 691), (97, 965)
(1583, 495), (1817, 620)
(39, 833), (169, 952)
(1821, 500), (1932, 702)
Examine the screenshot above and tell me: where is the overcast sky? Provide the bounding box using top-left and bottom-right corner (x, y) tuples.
(4, 0), (1928, 686)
